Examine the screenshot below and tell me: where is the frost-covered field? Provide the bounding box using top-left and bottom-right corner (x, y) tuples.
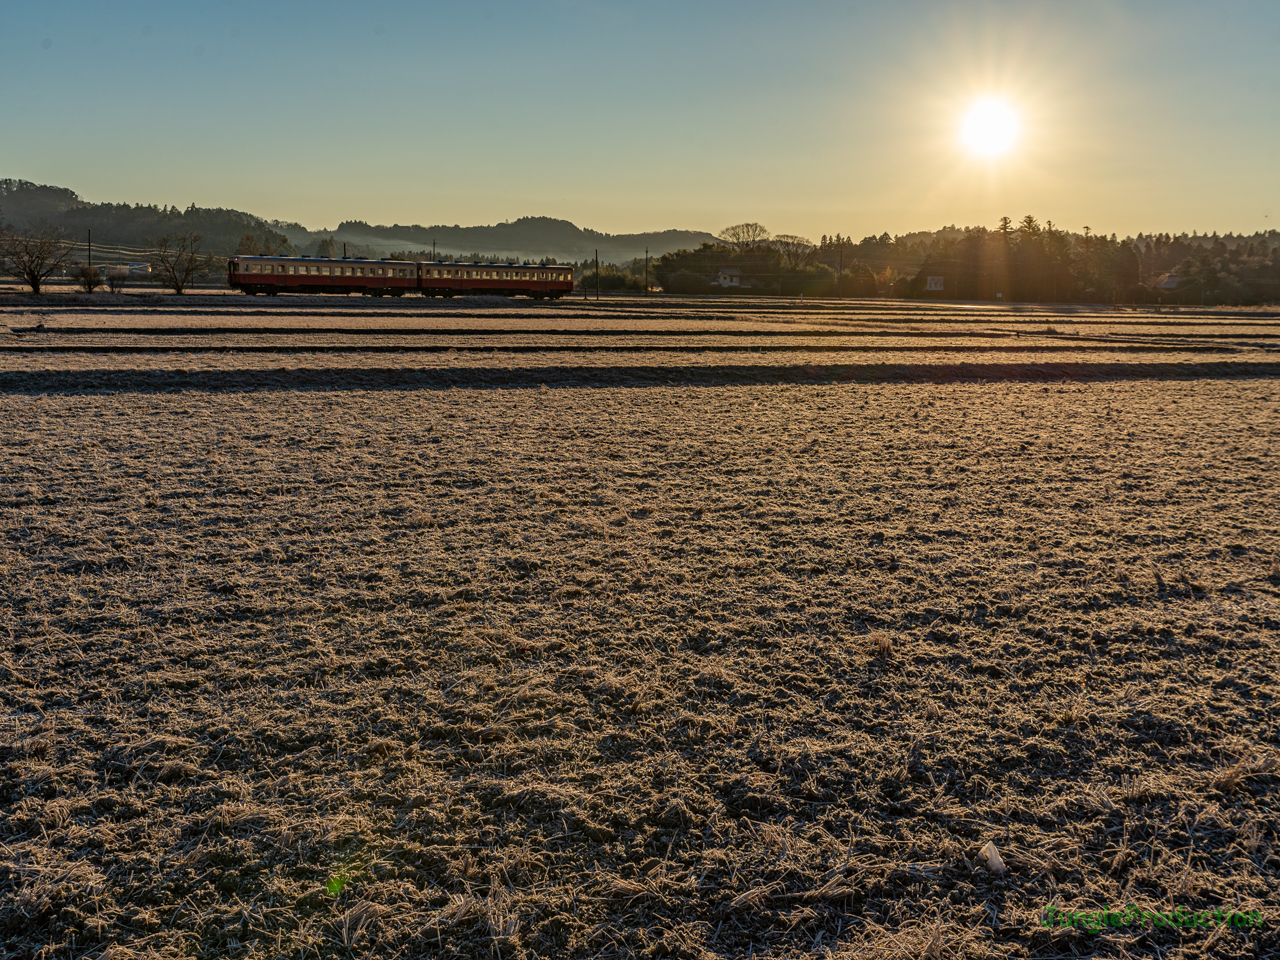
(1, 298), (1277, 959)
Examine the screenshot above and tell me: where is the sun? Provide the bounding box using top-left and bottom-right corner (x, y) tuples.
(960, 98), (1019, 158)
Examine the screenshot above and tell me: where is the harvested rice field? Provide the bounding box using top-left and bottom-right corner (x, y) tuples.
(1, 295), (1278, 959)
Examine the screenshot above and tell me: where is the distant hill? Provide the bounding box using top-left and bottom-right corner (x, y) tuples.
(0, 178), (716, 263)
(318, 217), (717, 264)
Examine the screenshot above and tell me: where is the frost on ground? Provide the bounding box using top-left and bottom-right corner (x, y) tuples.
(1, 376), (1277, 959)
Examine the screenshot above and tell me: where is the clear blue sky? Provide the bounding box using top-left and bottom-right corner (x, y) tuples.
(3, 0), (1278, 240)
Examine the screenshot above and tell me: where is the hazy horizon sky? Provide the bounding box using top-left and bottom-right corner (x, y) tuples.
(3, 0), (1278, 241)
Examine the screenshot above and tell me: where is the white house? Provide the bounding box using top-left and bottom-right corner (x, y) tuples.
(716, 268), (742, 288)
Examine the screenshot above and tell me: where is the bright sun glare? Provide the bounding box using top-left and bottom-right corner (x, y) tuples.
(960, 98), (1019, 158)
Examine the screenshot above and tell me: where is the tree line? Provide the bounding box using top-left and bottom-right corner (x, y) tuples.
(651, 219), (1280, 303)
(0, 215), (215, 295)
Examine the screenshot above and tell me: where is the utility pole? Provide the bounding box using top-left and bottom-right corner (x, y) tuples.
(343, 242), (347, 259)
(433, 240), (436, 261)
(87, 229), (91, 272)
(595, 248), (599, 301)
(645, 247), (648, 297)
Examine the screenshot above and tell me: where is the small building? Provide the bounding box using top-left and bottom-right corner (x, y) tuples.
(717, 268), (742, 288)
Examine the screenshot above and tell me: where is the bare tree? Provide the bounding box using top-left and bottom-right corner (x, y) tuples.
(75, 264), (103, 294)
(105, 267), (128, 294)
(147, 232), (213, 294)
(717, 222), (771, 251)
(0, 221), (75, 294)
(773, 234), (817, 270)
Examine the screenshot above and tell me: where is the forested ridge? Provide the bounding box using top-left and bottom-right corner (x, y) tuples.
(3, 179), (1277, 302)
(0, 179), (714, 264)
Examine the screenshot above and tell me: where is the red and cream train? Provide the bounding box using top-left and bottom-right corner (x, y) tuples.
(228, 256), (574, 298)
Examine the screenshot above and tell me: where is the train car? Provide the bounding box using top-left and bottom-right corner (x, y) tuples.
(228, 256), (574, 298)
